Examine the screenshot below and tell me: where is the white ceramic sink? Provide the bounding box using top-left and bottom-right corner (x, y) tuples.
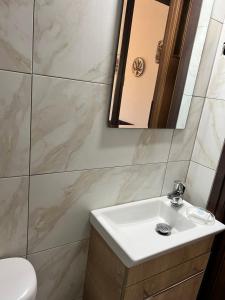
(90, 196), (225, 267)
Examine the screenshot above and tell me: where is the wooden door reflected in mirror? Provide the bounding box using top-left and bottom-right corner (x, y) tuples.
(109, 0), (203, 129)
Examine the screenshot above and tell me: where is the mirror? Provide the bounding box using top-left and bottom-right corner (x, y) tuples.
(109, 0), (203, 129)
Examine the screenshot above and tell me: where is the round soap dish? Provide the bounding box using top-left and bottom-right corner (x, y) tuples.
(186, 207), (215, 225)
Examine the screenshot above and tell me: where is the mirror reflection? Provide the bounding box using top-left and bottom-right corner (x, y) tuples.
(109, 0), (203, 129)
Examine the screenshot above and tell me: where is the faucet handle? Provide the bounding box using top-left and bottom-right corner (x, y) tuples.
(169, 181), (185, 208)
(175, 181), (186, 195)
(167, 180), (185, 200)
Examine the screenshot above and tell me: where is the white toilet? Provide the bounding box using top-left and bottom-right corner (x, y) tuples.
(0, 257), (37, 300)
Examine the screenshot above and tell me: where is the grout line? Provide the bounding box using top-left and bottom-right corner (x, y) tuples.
(26, 0), (36, 258)
(183, 160), (190, 187)
(0, 68), (31, 76)
(204, 96), (225, 102)
(2, 62), (224, 103)
(0, 160), (191, 180)
(192, 95), (208, 100)
(210, 17), (224, 25)
(31, 0), (35, 75)
(160, 163), (168, 196)
(160, 130), (175, 196)
(166, 129), (175, 164)
(27, 238), (89, 256)
(33, 72), (111, 86)
(185, 160), (191, 184)
(190, 160), (216, 171)
(30, 162), (169, 177)
(30, 160), (191, 177)
(184, 94), (205, 99)
(0, 70), (111, 87)
(0, 174), (29, 180)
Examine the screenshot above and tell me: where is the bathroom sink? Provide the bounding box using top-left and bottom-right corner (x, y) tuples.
(90, 197), (225, 267)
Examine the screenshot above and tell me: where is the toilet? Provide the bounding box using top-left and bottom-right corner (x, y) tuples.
(0, 257), (37, 300)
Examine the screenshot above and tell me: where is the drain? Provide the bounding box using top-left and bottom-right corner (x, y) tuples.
(155, 223), (172, 236)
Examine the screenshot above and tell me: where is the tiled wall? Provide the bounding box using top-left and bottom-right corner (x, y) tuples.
(186, 0), (225, 208)
(0, 1), (220, 299)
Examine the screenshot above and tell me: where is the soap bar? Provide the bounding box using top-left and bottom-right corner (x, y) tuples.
(186, 207), (215, 225)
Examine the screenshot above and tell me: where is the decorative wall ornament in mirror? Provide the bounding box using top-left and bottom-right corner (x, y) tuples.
(108, 0), (203, 129)
(132, 57), (145, 77)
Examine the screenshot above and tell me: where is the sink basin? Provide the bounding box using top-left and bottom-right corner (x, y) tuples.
(90, 196), (225, 267)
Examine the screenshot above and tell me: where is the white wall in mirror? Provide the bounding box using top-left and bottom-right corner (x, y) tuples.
(119, 0), (169, 127)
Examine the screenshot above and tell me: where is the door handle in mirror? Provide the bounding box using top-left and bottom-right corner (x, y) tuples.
(155, 40), (163, 64)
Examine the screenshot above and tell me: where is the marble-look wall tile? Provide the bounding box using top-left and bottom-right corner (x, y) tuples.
(34, 0), (122, 83)
(169, 97), (204, 161)
(0, 0), (33, 72)
(194, 19), (222, 97)
(31, 75), (172, 174)
(0, 176), (28, 257)
(207, 23), (225, 100)
(28, 240), (88, 300)
(28, 163), (166, 253)
(131, 129), (173, 165)
(0, 0), (223, 299)
(185, 162), (215, 208)
(211, 0), (225, 23)
(192, 98), (225, 170)
(162, 161), (190, 196)
(0, 70), (31, 177)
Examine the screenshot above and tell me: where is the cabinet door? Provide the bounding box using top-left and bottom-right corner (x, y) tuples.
(127, 237), (213, 285)
(146, 273), (203, 300)
(124, 254), (209, 300)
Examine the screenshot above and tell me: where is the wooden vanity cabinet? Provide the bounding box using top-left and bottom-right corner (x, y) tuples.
(83, 228), (213, 300)
(140, 273), (204, 300)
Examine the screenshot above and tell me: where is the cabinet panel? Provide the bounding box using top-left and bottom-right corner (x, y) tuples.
(83, 229), (126, 300)
(124, 253), (209, 300)
(150, 272), (203, 300)
(127, 237), (213, 285)
(84, 228), (213, 300)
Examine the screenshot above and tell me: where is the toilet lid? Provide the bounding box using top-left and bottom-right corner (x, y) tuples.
(0, 258), (37, 300)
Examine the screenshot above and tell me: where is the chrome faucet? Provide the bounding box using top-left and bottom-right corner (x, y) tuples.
(168, 180), (185, 207)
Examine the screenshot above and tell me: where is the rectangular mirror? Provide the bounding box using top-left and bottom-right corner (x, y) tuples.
(109, 0), (204, 129)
